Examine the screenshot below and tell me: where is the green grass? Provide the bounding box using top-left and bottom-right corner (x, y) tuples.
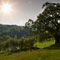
(0, 49), (60, 60)
(34, 40), (55, 48)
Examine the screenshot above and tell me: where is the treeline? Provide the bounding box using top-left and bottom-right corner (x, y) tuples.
(0, 36), (36, 53)
(0, 24), (30, 38)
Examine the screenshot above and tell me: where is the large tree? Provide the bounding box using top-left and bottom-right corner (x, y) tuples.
(34, 2), (60, 44)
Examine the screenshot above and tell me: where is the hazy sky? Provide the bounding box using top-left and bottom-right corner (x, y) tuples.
(0, 0), (60, 26)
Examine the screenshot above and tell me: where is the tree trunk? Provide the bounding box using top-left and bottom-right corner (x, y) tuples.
(55, 36), (60, 45)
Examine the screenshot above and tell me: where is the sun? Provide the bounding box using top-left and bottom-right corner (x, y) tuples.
(1, 3), (12, 14)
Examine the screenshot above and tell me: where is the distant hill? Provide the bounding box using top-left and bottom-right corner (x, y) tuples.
(0, 24), (30, 38)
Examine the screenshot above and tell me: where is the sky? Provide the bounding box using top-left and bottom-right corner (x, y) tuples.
(0, 0), (60, 26)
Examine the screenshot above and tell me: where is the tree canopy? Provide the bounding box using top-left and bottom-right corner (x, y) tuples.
(25, 2), (60, 44)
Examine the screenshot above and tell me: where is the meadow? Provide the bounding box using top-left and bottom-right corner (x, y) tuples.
(0, 49), (60, 60)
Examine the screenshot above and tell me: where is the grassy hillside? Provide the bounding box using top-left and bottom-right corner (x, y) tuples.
(0, 49), (60, 60)
(0, 40), (60, 60)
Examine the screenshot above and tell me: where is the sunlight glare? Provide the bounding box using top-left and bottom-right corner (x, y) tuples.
(1, 3), (12, 14)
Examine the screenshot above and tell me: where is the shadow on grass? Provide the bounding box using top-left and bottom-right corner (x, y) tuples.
(7, 47), (40, 55)
(45, 43), (60, 50)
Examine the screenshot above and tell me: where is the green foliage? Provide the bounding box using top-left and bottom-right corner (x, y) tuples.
(0, 36), (36, 52)
(35, 2), (60, 44)
(0, 24), (30, 38)
(25, 2), (60, 44)
(18, 37), (26, 50)
(25, 38), (35, 50)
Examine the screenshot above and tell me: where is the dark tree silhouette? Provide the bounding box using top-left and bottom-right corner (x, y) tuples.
(34, 2), (60, 44)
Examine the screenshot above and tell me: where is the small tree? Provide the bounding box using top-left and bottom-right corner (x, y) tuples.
(26, 38), (35, 50)
(18, 37), (25, 51)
